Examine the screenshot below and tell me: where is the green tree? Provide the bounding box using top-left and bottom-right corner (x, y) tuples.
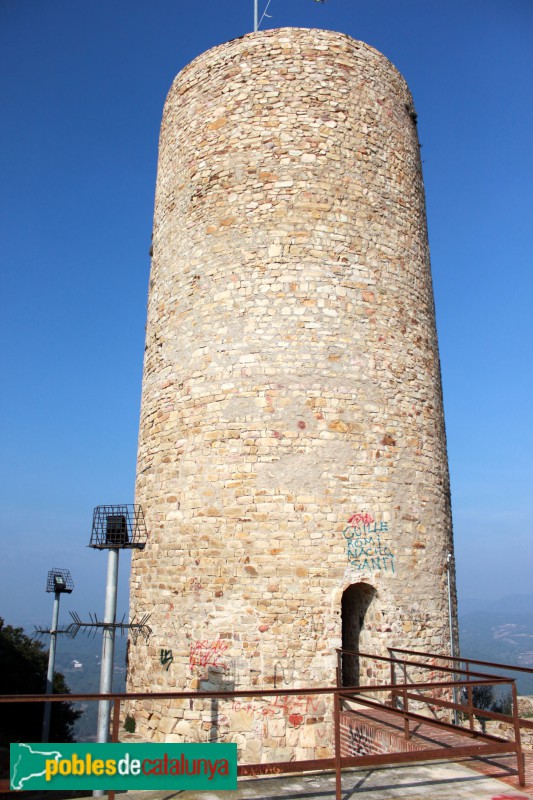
(471, 685), (513, 733)
(0, 618), (80, 745)
(472, 685), (494, 733)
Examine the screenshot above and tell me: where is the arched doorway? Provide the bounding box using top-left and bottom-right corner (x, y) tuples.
(341, 582), (376, 686)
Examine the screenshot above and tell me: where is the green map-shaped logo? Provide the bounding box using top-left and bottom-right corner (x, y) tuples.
(10, 742), (237, 791)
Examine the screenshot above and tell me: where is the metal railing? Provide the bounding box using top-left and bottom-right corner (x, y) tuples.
(1, 649), (530, 798)
(335, 648), (527, 786)
(387, 646), (533, 734)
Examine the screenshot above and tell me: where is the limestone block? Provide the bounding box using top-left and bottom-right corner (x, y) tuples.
(229, 710), (255, 733)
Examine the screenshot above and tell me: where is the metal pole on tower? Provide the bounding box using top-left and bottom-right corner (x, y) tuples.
(254, 0), (259, 31)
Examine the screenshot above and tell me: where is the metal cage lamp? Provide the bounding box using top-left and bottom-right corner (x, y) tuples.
(42, 567), (74, 742)
(46, 568), (74, 594)
(88, 503), (147, 754)
(89, 505), (147, 550)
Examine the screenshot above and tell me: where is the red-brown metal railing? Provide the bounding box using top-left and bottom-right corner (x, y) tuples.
(387, 646), (533, 733)
(1, 649), (529, 798)
(337, 647), (527, 786)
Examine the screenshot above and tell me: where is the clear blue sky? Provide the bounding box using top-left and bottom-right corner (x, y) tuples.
(1, 0), (531, 631)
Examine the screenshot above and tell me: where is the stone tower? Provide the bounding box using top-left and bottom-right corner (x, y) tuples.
(127, 27), (457, 757)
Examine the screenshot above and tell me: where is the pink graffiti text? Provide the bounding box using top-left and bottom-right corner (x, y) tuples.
(347, 512), (374, 526)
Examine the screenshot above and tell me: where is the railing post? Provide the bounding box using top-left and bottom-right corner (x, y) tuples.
(466, 661), (474, 732)
(511, 681), (525, 787)
(390, 654), (397, 710)
(112, 698), (120, 742)
(333, 690), (342, 800)
(451, 655), (460, 726)
(403, 687), (410, 741)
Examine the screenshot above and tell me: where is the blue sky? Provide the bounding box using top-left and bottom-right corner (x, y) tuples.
(1, 0), (531, 632)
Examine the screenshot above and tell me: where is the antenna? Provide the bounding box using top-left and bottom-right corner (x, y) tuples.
(254, 0), (325, 32)
(254, 0), (272, 32)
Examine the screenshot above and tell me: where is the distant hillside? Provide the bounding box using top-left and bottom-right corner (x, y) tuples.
(52, 634), (128, 741)
(460, 594), (533, 616)
(459, 595), (533, 696)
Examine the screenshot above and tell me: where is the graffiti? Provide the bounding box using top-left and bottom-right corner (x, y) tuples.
(160, 649), (174, 671)
(343, 515), (395, 572)
(288, 713), (304, 726)
(343, 520), (389, 539)
(348, 512), (374, 526)
(231, 694), (324, 725)
(348, 724), (367, 755)
(241, 765), (283, 776)
(490, 796), (526, 800)
(189, 640), (229, 669)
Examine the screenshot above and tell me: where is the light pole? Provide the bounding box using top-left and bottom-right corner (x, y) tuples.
(41, 569), (74, 742)
(89, 505), (146, 798)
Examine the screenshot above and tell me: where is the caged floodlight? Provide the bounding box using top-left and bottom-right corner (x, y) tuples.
(88, 504), (147, 759)
(42, 567), (74, 742)
(89, 504), (147, 550)
(46, 568), (74, 594)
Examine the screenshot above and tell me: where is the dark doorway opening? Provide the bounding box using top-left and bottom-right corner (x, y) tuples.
(341, 582), (376, 686)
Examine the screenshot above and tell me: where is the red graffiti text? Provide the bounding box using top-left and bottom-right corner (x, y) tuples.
(189, 639), (228, 669)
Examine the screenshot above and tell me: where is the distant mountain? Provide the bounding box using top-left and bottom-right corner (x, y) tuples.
(459, 597), (488, 615)
(459, 596), (533, 696)
(460, 594), (533, 616)
(493, 595), (533, 614)
(48, 634), (128, 741)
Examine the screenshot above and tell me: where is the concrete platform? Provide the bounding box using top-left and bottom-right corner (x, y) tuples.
(75, 761), (533, 800)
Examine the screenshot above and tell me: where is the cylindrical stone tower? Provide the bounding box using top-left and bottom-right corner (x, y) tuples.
(128, 27), (457, 757)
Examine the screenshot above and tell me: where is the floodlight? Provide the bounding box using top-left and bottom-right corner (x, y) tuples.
(42, 567), (74, 742)
(89, 505), (147, 550)
(88, 504), (147, 753)
(46, 568), (74, 594)
(106, 514), (128, 545)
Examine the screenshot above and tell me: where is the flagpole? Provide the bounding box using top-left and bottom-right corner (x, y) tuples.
(254, 0), (258, 31)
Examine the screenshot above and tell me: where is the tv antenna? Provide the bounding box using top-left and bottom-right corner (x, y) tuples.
(254, 0), (272, 31)
(254, 1), (326, 32)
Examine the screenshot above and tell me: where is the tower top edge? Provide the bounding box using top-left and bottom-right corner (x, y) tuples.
(172, 26), (406, 89)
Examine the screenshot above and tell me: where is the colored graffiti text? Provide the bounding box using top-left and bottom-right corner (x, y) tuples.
(189, 640), (228, 669)
(347, 513), (374, 526)
(231, 694), (324, 726)
(160, 649), (173, 671)
(343, 516), (395, 572)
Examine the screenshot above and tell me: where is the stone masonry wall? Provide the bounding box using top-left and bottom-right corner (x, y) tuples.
(127, 27), (457, 763)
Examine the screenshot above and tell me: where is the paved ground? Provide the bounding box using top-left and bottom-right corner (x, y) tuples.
(74, 761), (533, 800)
